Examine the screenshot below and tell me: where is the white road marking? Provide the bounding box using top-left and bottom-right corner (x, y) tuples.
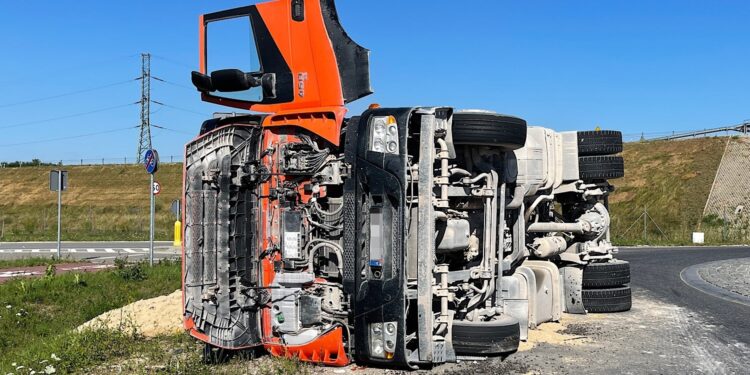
(0, 271), (37, 278)
(66, 265), (113, 271)
(0, 246), (179, 256)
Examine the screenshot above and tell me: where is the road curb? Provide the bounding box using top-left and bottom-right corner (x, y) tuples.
(680, 261), (750, 307)
(0, 241), (174, 245)
(620, 245), (750, 250)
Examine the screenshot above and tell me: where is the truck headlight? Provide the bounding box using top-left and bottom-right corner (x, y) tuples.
(369, 115), (399, 154)
(371, 338), (384, 356)
(370, 321), (397, 360)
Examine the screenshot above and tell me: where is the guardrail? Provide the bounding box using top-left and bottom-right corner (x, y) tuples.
(646, 122), (750, 142)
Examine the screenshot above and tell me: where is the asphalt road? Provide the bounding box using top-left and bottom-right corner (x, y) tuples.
(440, 246), (750, 374)
(618, 246), (750, 345)
(0, 241), (180, 262)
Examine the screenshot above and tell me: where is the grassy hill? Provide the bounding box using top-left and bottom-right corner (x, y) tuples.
(609, 137), (729, 245)
(0, 137), (737, 244)
(0, 164), (181, 241)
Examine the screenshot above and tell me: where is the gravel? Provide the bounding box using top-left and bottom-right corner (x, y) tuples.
(81, 286), (750, 374)
(698, 257), (750, 297)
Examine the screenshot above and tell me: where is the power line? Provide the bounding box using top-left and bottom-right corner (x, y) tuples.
(0, 78), (139, 109)
(0, 54), (140, 86)
(0, 102), (138, 130)
(150, 100), (209, 117)
(152, 124), (194, 136)
(151, 54), (196, 70)
(152, 76), (196, 92)
(0, 126), (137, 147)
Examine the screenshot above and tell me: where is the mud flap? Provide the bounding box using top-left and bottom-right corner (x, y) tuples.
(523, 260), (563, 324)
(560, 266), (586, 314)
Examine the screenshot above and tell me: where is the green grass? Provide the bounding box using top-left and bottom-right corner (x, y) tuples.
(609, 137), (736, 245)
(0, 164), (182, 242)
(0, 256), (84, 269)
(0, 260), (181, 373)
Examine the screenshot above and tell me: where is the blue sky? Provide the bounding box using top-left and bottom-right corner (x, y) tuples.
(1, 0), (748, 162)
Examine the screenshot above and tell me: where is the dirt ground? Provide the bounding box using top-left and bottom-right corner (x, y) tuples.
(78, 289), (183, 337)
(81, 287), (750, 374)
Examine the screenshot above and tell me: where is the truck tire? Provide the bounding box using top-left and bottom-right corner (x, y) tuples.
(578, 156), (624, 180)
(452, 111), (527, 151)
(577, 130), (623, 156)
(452, 316), (520, 355)
(199, 118), (220, 136)
(582, 286), (632, 313)
(583, 260), (630, 288)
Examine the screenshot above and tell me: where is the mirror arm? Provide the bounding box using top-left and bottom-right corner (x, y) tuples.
(246, 73), (263, 88)
(259, 73), (276, 99)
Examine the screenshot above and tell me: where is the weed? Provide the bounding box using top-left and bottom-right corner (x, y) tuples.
(16, 281), (31, 295)
(73, 273), (87, 287)
(0, 262), (180, 373)
(45, 264), (56, 279)
(116, 262), (147, 281)
(114, 257), (127, 269)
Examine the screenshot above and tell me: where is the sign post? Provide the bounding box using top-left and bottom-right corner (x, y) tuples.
(49, 170), (68, 259)
(144, 149), (159, 266)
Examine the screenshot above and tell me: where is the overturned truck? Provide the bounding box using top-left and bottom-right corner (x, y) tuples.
(182, 0), (630, 369)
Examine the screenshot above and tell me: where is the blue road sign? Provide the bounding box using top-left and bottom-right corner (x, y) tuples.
(144, 149), (159, 174)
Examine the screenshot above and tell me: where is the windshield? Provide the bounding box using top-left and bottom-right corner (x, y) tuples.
(206, 16), (263, 102)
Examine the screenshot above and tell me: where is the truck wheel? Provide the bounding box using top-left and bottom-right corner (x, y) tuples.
(578, 156), (624, 180)
(452, 316), (520, 355)
(583, 260), (630, 288)
(582, 286), (632, 313)
(452, 111), (527, 151)
(577, 130), (623, 156)
(199, 118), (220, 136)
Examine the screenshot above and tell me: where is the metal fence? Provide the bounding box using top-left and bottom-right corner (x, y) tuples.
(0, 156), (184, 168)
(624, 121), (750, 143)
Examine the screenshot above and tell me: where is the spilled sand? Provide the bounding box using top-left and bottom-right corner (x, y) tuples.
(78, 289), (183, 337)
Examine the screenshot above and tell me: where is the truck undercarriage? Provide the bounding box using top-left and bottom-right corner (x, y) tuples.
(182, 0), (630, 369)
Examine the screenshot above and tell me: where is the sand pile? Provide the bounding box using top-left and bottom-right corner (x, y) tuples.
(518, 315), (592, 351)
(78, 289), (183, 337)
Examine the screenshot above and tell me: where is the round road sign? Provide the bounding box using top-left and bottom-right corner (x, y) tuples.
(153, 181), (162, 196)
(144, 149), (159, 174)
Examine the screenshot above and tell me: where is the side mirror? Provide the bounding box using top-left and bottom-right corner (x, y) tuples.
(191, 69), (276, 99)
(211, 69), (259, 92)
(191, 71), (214, 92)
